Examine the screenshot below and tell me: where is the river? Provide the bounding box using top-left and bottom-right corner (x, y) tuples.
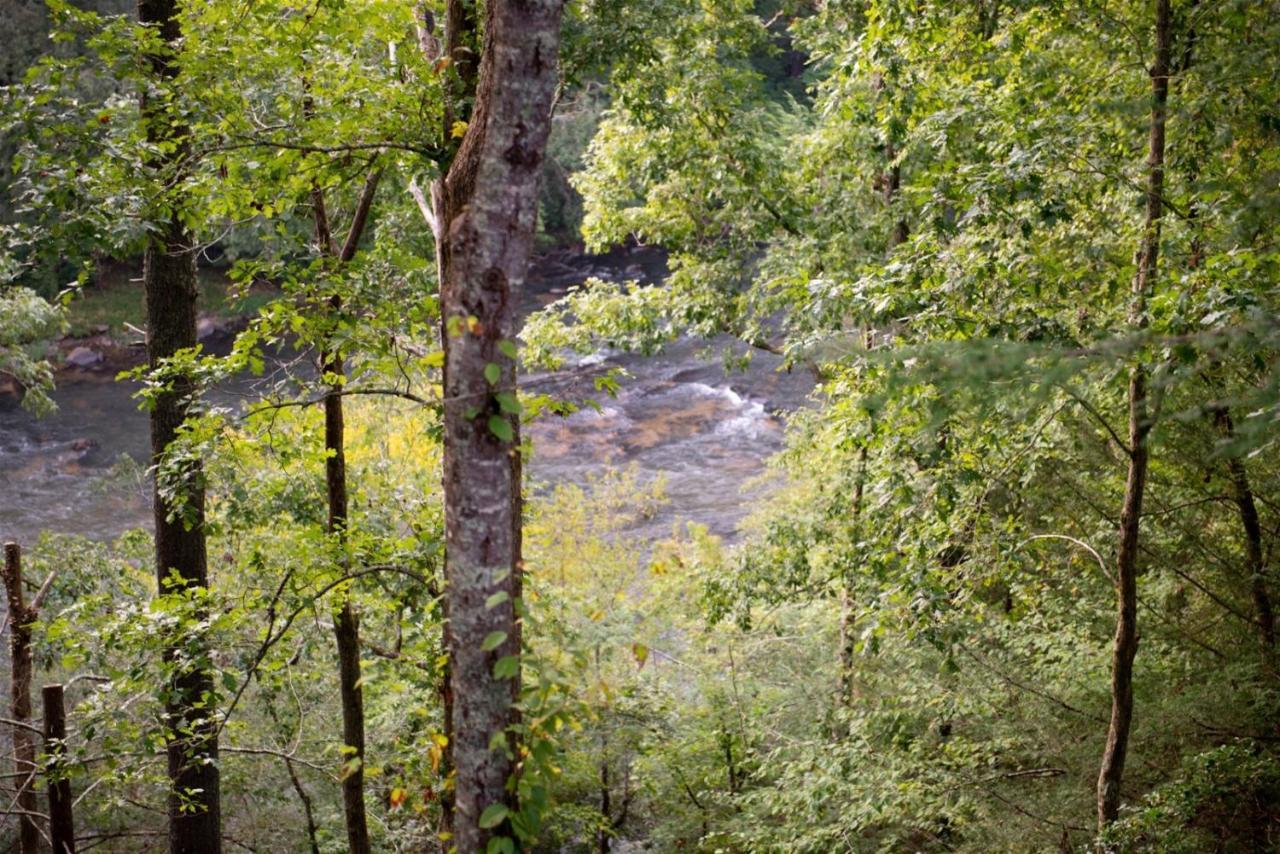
(0, 248), (813, 546)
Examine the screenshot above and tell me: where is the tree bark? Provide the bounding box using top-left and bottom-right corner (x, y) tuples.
(138, 3), (221, 849)
(435, 1), (564, 847)
(3, 542), (39, 854)
(1213, 409), (1277, 663)
(311, 168), (381, 854)
(327, 348), (370, 854)
(42, 683), (76, 854)
(1096, 0), (1171, 830)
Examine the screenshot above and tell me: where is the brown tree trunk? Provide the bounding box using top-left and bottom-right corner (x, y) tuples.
(311, 169), (380, 854)
(597, 731), (611, 853)
(43, 683), (76, 854)
(327, 353), (370, 854)
(3, 543), (39, 854)
(136, 1), (222, 849)
(145, 222), (223, 854)
(1213, 409), (1277, 662)
(1096, 0), (1171, 830)
(434, 1), (564, 847)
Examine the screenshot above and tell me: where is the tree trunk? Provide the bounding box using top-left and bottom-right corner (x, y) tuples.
(3, 542), (39, 854)
(311, 167), (381, 854)
(840, 128), (907, 702)
(435, 1), (564, 847)
(43, 683), (76, 854)
(145, 223), (223, 854)
(136, 1), (222, 849)
(597, 733), (611, 854)
(1214, 409), (1277, 663)
(327, 355), (370, 854)
(1096, 0), (1171, 830)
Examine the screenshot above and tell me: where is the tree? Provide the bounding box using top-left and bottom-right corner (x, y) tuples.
(429, 0), (565, 847)
(137, 0), (221, 848)
(312, 168), (381, 854)
(1096, 0), (1173, 829)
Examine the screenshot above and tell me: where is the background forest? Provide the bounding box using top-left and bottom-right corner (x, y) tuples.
(1, 0), (1279, 852)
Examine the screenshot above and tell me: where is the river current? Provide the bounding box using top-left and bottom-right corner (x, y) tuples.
(0, 248), (813, 545)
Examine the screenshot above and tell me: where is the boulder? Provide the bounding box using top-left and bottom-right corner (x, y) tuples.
(65, 346), (104, 368)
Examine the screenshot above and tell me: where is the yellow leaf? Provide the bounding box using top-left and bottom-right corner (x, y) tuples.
(451, 120), (469, 139)
(389, 787), (407, 809)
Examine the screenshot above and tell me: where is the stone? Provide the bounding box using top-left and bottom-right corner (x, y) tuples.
(197, 317), (222, 341)
(65, 346), (103, 367)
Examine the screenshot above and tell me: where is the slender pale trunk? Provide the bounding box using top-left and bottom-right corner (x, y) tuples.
(434, 1), (564, 847)
(1096, 0), (1171, 830)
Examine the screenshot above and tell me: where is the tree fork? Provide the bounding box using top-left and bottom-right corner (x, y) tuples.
(312, 166), (382, 854)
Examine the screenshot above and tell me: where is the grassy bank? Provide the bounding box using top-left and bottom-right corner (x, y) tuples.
(65, 264), (277, 338)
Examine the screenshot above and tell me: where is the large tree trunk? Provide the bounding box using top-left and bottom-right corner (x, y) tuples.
(434, 1), (564, 847)
(1096, 0), (1171, 830)
(144, 219), (223, 854)
(138, 5), (221, 850)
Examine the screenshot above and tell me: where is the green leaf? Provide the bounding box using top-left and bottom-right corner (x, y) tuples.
(488, 415), (514, 442)
(478, 803), (509, 830)
(493, 655), (519, 679)
(496, 392), (522, 414)
(481, 631), (507, 651)
(498, 339), (518, 359)
(485, 591), (509, 609)
(484, 362), (501, 385)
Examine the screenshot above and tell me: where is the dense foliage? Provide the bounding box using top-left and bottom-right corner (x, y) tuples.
(2, 0), (1278, 851)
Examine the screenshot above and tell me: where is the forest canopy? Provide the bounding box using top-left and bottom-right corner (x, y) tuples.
(1, 0), (1279, 852)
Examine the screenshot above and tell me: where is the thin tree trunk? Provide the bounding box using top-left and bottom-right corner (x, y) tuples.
(3, 542), (39, 854)
(1096, 0), (1171, 830)
(146, 221), (223, 854)
(328, 362), (369, 854)
(435, 1), (564, 847)
(1213, 409), (1277, 662)
(285, 757), (321, 854)
(840, 129), (907, 701)
(838, 447), (866, 703)
(413, 11), (460, 841)
(597, 732), (611, 853)
(42, 684), (76, 854)
(311, 168), (381, 854)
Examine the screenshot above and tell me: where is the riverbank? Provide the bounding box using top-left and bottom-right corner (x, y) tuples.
(2, 242), (812, 545)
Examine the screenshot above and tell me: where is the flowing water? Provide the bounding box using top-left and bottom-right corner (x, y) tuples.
(0, 249), (813, 545)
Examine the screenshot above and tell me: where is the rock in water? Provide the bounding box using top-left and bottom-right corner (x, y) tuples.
(65, 346), (104, 367)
